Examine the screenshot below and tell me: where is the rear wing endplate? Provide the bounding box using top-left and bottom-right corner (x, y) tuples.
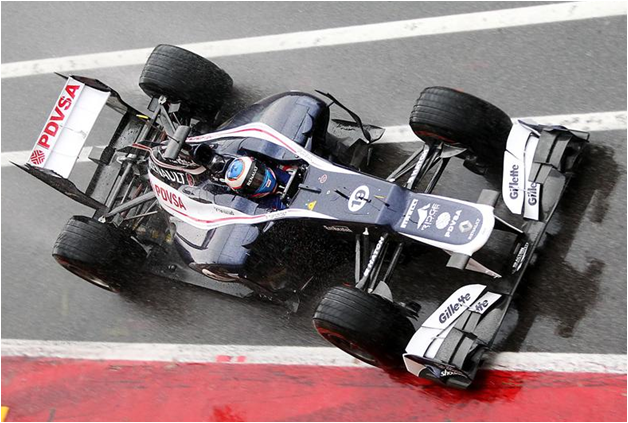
(12, 163), (105, 210)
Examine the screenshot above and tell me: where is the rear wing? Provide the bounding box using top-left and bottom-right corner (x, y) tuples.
(27, 77), (110, 178)
(14, 75), (146, 211)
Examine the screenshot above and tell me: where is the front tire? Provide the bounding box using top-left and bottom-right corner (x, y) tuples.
(52, 216), (146, 292)
(409, 87), (512, 163)
(313, 285), (416, 369)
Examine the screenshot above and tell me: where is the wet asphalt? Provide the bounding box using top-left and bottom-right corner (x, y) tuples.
(1, 2), (626, 354)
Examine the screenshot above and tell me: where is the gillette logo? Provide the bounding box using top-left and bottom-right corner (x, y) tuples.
(439, 293), (472, 324)
(527, 182), (538, 205)
(509, 164), (520, 199)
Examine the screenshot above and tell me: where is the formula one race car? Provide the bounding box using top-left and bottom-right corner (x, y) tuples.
(16, 45), (589, 388)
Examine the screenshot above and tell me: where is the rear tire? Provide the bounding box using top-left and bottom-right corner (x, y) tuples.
(313, 285), (416, 369)
(139, 44), (233, 119)
(409, 87), (512, 163)
(52, 216), (146, 292)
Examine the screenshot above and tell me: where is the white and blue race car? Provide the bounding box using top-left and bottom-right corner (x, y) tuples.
(16, 45), (589, 388)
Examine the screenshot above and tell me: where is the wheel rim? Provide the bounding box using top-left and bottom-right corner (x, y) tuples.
(317, 328), (378, 366)
(201, 268), (237, 282)
(58, 260), (119, 293)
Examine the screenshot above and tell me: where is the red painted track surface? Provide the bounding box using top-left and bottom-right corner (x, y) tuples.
(2, 357), (626, 422)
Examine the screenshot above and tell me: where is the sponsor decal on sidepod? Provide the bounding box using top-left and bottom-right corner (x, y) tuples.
(153, 184), (187, 210)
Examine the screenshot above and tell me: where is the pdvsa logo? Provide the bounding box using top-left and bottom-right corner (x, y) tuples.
(444, 209), (462, 238)
(29, 150), (46, 165)
(153, 184), (187, 210)
(36, 84), (81, 151)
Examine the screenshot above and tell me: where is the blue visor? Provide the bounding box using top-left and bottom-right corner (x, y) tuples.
(226, 159), (244, 180)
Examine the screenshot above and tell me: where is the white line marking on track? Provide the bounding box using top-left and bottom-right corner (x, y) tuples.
(488, 352), (627, 374)
(2, 111), (625, 167)
(2, 339), (626, 374)
(2, 2), (625, 78)
(378, 111), (628, 144)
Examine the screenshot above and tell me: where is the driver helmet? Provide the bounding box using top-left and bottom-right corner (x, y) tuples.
(225, 157), (278, 198)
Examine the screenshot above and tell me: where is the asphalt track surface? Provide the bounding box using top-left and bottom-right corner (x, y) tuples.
(1, 2), (626, 357)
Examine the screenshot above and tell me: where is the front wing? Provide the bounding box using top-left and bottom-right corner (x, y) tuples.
(402, 124), (589, 388)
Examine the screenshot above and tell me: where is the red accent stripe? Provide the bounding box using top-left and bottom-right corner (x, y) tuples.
(189, 126), (298, 154)
(152, 181), (297, 226)
(162, 201), (260, 225)
(2, 357), (625, 422)
(236, 127), (297, 154)
(130, 143), (152, 152)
